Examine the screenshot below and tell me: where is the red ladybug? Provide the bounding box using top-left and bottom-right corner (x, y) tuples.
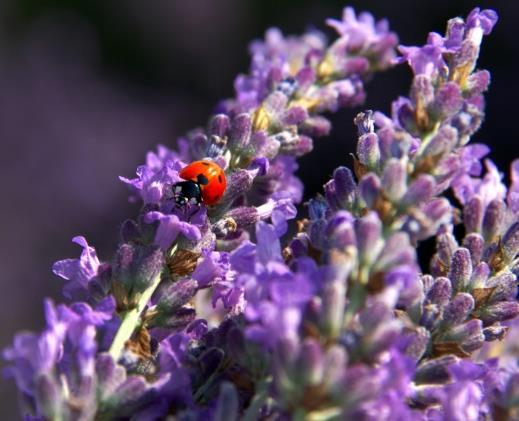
(174, 160), (227, 206)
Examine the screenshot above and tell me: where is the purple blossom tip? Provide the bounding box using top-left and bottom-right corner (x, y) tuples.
(467, 8), (498, 35)
(144, 211), (202, 250)
(52, 236), (101, 299)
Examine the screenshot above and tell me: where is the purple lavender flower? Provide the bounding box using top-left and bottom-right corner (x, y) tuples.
(52, 236), (107, 301)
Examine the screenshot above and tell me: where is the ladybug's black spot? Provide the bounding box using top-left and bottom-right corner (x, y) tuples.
(202, 162), (210, 166)
(218, 175), (223, 183)
(197, 174), (209, 185)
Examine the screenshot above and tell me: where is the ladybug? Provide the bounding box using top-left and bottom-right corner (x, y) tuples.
(173, 160), (227, 206)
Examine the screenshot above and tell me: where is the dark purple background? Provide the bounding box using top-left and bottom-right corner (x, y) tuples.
(1, 0), (517, 417)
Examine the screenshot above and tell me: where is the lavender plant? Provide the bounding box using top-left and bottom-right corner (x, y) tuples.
(4, 6), (518, 420)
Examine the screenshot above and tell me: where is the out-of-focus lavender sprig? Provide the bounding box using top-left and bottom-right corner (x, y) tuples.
(3, 6), (400, 420)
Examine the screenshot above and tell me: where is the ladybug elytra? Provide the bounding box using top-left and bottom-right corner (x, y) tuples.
(174, 160), (227, 206)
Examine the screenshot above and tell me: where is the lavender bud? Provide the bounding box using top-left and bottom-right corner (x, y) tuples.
(323, 345), (348, 389)
(282, 106), (308, 126)
(451, 103), (483, 141)
(333, 167), (357, 209)
(251, 131), (280, 159)
(264, 90), (288, 119)
(445, 319), (484, 352)
(415, 355), (460, 384)
(359, 301), (392, 333)
(120, 219), (141, 243)
(403, 327), (430, 361)
(436, 231), (459, 267)
(477, 302), (519, 325)
(469, 262), (490, 289)
(113, 243), (164, 299)
(131, 246), (164, 292)
(96, 353), (121, 396)
(229, 113), (252, 149)
(463, 233), (484, 265)
(300, 116), (332, 137)
(401, 174), (436, 208)
(320, 280), (346, 338)
(375, 232), (416, 269)
(502, 222), (519, 262)
(357, 133), (381, 170)
(218, 169), (255, 207)
(449, 248), (473, 291)
(487, 272), (518, 304)
(150, 307), (196, 330)
(431, 82), (463, 118)
(467, 70), (490, 95)
(443, 293), (475, 326)
(308, 197), (328, 220)
(209, 114), (231, 137)
(35, 374), (62, 419)
(294, 135), (313, 156)
(309, 219), (327, 251)
(426, 277), (452, 307)
(420, 303), (442, 330)
(463, 197), (484, 234)
(355, 212), (382, 265)
(157, 279), (198, 313)
(114, 243), (135, 279)
(298, 339), (324, 385)
(420, 198), (452, 239)
(110, 376), (147, 409)
(326, 211), (356, 250)
(393, 97), (415, 132)
(422, 125), (458, 158)
(215, 382), (239, 421)
(381, 159), (407, 202)
(482, 199), (505, 242)
(324, 181), (339, 212)
(290, 234), (309, 258)
(190, 132), (210, 158)
(358, 173), (381, 208)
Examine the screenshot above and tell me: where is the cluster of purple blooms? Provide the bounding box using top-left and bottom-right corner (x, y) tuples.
(5, 6), (519, 420)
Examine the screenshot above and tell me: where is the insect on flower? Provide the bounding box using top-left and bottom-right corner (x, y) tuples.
(174, 160), (227, 206)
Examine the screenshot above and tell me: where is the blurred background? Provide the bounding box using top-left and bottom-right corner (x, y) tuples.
(0, 0), (516, 416)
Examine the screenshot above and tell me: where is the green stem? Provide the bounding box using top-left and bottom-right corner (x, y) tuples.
(108, 270), (163, 361)
(108, 244), (178, 361)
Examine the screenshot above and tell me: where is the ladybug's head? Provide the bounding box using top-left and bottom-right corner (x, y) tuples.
(173, 180), (202, 206)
